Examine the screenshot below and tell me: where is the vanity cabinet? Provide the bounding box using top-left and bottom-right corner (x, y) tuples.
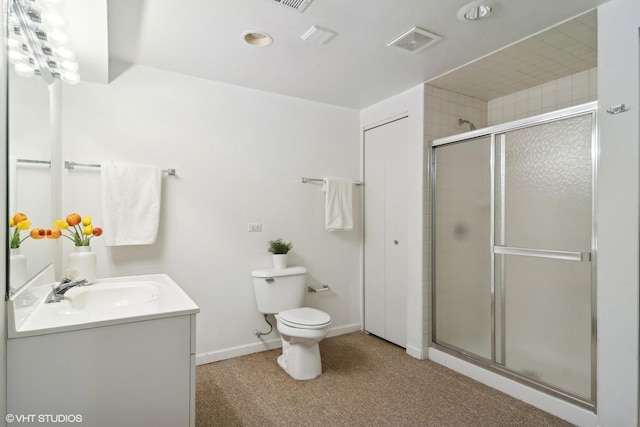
(8, 313), (197, 427)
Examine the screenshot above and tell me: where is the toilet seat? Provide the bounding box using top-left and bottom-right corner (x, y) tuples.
(278, 307), (331, 330)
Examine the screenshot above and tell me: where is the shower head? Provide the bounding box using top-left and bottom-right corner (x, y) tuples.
(458, 118), (476, 130)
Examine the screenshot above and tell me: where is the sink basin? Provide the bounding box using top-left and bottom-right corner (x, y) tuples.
(8, 270), (199, 338)
(67, 281), (163, 310)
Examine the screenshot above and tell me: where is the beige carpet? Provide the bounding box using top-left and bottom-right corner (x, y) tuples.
(196, 332), (573, 427)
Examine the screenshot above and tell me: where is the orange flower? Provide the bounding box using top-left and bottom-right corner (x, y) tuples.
(46, 229), (62, 239)
(13, 212), (28, 225)
(30, 228), (46, 240)
(55, 213), (102, 246)
(66, 213), (82, 226)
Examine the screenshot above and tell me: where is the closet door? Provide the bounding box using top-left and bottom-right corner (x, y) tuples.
(364, 117), (408, 347)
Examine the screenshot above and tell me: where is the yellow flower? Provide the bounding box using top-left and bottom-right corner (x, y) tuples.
(54, 219), (69, 230)
(9, 212), (32, 248)
(55, 213), (103, 246)
(16, 220), (31, 231)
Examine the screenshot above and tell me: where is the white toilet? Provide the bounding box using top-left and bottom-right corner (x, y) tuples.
(251, 266), (332, 380)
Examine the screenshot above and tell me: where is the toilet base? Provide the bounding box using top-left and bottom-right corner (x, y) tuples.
(277, 338), (322, 380)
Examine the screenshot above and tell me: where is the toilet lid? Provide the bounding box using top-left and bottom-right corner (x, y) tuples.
(278, 307), (331, 329)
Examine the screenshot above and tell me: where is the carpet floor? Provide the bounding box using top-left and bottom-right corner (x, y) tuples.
(196, 332), (573, 426)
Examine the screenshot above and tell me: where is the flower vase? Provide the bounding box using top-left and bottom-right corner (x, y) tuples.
(68, 246), (97, 284)
(272, 254), (288, 269)
(10, 248), (28, 292)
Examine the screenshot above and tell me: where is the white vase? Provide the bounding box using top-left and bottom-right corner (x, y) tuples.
(272, 254), (288, 269)
(10, 247), (28, 293)
(68, 246), (97, 284)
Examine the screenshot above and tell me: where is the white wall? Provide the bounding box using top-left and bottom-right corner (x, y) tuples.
(60, 65), (362, 361)
(360, 84), (425, 359)
(596, 0), (640, 424)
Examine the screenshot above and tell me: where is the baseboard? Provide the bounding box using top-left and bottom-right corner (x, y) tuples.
(428, 347), (597, 427)
(406, 344), (423, 360)
(196, 323), (362, 366)
(326, 323), (361, 338)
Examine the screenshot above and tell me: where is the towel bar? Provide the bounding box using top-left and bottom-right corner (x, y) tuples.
(308, 285), (331, 293)
(302, 177), (362, 185)
(65, 160), (176, 176)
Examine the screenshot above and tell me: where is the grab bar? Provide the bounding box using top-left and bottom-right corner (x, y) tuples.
(493, 246), (591, 262)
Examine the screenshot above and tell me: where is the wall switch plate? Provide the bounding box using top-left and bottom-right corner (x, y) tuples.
(248, 223), (262, 232)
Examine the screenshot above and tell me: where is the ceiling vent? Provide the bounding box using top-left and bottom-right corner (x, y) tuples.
(387, 27), (442, 53)
(264, 0), (314, 13)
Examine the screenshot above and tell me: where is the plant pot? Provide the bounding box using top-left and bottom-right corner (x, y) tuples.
(68, 246), (97, 284)
(10, 247), (28, 293)
(272, 254), (288, 269)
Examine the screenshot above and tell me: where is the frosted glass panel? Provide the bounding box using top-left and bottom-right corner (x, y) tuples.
(434, 137), (491, 359)
(498, 255), (592, 400)
(495, 115), (592, 251)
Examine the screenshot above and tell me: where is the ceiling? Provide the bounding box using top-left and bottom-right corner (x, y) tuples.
(73, 0), (606, 109)
(428, 10), (597, 101)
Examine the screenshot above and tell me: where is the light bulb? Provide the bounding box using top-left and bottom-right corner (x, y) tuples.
(38, 0), (62, 8)
(59, 59), (78, 72)
(47, 28), (69, 45)
(8, 50), (27, 65)
(41, 11), (65, 28)
(14, 62), (36, 78)
(60, 70), (79, 85)
(54, 46), (75, 60)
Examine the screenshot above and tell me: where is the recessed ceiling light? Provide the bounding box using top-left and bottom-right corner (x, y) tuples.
(457, 1), (494, 21)
(242, 31), (273, 47)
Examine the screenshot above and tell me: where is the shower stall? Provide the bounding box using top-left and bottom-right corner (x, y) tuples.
(431, 102), (597, 409)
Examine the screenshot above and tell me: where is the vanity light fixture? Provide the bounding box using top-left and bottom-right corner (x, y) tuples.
(242, 31), (274, 47)
(457, 0), (494, 21)
(7, 0), (80, 84)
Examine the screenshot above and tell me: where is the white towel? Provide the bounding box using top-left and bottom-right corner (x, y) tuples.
(324, 177), (353, 231)
(101, 161), (163, 246)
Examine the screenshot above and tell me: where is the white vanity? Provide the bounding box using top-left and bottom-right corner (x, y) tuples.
(7, 266), (200, 427)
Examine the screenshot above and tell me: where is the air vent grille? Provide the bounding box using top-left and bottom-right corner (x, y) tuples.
(264, 0), (314, 13)
(387, 27), (441, 53)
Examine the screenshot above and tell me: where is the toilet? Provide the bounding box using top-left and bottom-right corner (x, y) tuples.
(251, 266), (331, 380)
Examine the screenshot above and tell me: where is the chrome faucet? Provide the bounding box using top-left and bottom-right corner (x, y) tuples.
(45, 278), (88, 304)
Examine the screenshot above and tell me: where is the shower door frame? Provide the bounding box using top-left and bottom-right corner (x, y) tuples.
(430, 101), (598, 411)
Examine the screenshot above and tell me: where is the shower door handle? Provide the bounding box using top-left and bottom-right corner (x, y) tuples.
(493, 246), (591, 262)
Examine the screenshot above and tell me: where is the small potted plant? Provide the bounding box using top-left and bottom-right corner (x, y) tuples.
(268, 238), (293, 269)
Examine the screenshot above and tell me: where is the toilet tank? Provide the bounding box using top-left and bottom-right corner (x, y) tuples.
(251, 266), (307, 314)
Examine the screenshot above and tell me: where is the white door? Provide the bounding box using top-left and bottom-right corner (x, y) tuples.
(364, 117), (408, 347)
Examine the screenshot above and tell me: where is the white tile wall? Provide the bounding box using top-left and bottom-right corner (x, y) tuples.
(488, 68), (597, 125)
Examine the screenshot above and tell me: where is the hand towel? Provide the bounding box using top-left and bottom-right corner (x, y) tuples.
(101, 161), (163, 246)
(324, 177), (353, 231)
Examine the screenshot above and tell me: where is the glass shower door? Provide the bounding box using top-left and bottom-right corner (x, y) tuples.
(433, 136), (492, 360)
(494, 113), (594, 401)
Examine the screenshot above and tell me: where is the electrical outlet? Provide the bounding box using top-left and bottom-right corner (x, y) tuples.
(248, 223), (262, 232)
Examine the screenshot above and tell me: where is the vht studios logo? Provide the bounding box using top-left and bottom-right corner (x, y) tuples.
(6, 414), (83, 423)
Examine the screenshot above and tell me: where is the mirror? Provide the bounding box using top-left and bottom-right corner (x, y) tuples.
(8, 69), (56, 296)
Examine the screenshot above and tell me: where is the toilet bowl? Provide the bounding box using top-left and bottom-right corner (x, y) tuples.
(251, 266), (332, 380)
(275, 307), (331, 380)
